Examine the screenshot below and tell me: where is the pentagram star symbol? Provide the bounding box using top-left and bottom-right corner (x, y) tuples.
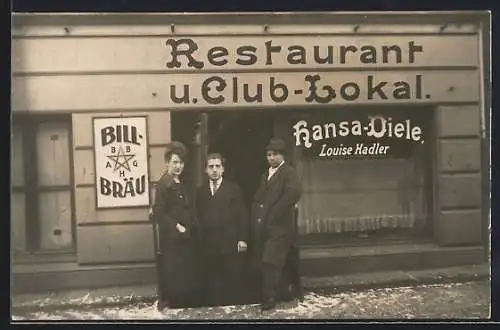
(106, 145), (136, 172)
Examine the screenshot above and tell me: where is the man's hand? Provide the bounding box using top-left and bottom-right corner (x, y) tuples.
(237, 241), (247, 253)
(176, 223), (186, 233)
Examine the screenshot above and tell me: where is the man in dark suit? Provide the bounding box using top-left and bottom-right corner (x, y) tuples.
(195, 153), (249, 306)
(250, 138), (303, 311)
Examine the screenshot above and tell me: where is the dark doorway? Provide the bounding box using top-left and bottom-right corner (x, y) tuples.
(208, 111), (275, 209)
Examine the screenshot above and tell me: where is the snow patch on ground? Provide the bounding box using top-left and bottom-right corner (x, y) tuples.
(12, 281), (489, 321)
(273, 292), (341, 318)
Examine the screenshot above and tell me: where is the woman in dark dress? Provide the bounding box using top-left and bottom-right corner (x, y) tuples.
(151, 142), (203, 309)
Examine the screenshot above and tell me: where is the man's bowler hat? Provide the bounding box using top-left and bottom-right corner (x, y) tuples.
(265, 138), (286, 153)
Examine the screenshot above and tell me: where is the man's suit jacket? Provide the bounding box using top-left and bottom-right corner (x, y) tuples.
(250, 162), (302, 269)
(196, 179), (249, 256)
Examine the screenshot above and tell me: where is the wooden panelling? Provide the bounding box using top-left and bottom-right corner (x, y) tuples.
(76, 222), (154, 264)
(13, 71), (480, 112)
(72, 112), (170, 148)
(73, 149), (94, 186)
(38, 191), (73, 250)
(436, 209), (483, 245)
(36, 122), (70, 187)
(437, 105), (481, 137)
(12, 263), (156, 293)
(12, 35), (478, 73)
(148, 146), (166, 182)
(438, 174), (482, 209)
(439, 139), (481, 172)
(75, 186), (148, 223)
(11, 193), (27, 253)
(147, 112), (171, 146)
(300, 244), (486, 277)
(11, 129), (25, 187)
(434, 105), (484, 246)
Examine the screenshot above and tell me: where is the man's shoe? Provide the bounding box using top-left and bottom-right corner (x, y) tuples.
(260, 297), (277, 311)
(279, 284), (296, 302)
(293, 287), (304, 302)
(157, 299), (169, 311)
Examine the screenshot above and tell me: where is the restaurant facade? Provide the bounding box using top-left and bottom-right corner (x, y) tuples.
(11, 12), (490, 293)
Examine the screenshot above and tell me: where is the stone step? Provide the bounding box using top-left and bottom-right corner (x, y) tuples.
(12, 243), (487, 294)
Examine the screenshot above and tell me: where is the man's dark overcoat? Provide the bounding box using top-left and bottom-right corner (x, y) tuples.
(250, 163), (302, 270)
(196, 179), (250, 305)
(196, 180), (249, 256)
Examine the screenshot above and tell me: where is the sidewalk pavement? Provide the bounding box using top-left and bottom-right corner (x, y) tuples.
(11, 263), (490, 313)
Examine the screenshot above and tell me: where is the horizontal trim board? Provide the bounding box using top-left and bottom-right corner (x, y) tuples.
(12, 261), (156, 274)
(440, 206), (482, 212)
(302, 186), (425, 194)
(11, 20), (480, 37)
(75, 183), (94, 188)
(12, 253), (77, 265)
(74, 146), (92, 151)
(12, 265), (156, 294)
(14, 102), (481, 114)
(95, 205), (150, 211)
(439, 172), (482, 179)
(440, 169), (482, 175)
(77, 220), (152, 227)
(439, 135), (481, 140)
(10, 12), (487, 27)
(71, 260), (156, 267)
(37, 185), (72, 191)
(12, 66), (480, 77)
(300, 242), (483, 259)
(12, 32), (480, 39)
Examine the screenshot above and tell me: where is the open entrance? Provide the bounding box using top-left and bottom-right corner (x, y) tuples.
(171, 110), (275, 208)
(207, 110), (275, 208)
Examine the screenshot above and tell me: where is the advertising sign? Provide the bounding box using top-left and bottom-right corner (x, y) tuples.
(93, 116), (150, 208)
(292, 109), (429, 159)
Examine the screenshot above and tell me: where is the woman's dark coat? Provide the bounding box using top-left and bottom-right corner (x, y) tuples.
(151, 173), (202, 306)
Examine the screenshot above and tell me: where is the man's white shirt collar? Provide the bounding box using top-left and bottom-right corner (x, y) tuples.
(210, 177), (223, 195)
(268, 161), (285, 180)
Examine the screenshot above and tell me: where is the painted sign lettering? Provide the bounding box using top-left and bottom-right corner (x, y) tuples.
(93, 117), (150, 208)
(162, 38), (438, 105)
(292, 113), (427, 159)
(165, 39), (424, 68)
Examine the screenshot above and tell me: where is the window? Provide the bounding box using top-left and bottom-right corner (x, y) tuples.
(291, 107), (434, 245)
(11, 115), (75, 255)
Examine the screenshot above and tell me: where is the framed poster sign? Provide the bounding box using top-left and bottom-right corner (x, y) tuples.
(93, 116), (150, 209)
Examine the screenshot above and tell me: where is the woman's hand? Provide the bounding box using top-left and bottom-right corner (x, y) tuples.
(176, 223), (186, 233)
(237, 241), (247, 252)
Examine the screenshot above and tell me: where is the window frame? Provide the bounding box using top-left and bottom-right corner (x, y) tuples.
(12, 114), (77, 255)
(288, 106), (436, 247)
